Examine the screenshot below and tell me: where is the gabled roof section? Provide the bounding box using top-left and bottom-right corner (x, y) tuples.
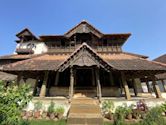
(57, 43), (113, 72)
(64, 20), (103, 38)
(153, 54), (166, 64)
(16, 28), (38, 40)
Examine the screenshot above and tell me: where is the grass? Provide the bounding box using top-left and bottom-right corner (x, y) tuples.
(29, 120), (140, 125)
(29, 119), (66, 125)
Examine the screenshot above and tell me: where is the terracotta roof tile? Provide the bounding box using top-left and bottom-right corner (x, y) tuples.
(0, 72), (17, 81)
(153, 54), (166, 64)
(100, 53), (166, 71)
(153, 54), (166, 79)
(2, 54), (69, 71)
(0, 54), (41, 60)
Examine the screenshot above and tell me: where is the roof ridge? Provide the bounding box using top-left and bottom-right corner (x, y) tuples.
(64, 20), (103, 37)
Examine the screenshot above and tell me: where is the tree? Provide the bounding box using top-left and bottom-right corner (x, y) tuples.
(0, 80), (32, 125)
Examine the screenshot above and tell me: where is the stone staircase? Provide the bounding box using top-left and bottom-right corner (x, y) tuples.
(67, 97), (103, 125)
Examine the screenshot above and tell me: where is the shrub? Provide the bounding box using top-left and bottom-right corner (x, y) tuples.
(47, 101), (55, 114)
(113, 105), (126, 125)
(34, 101), (43, 111)
(161, 101), (166, 114)
(55, 106), (65, 119)
(102, 100), (115, 113)
(140, 106), (166, 125)
(123, 104), (132, 120)
(55, 106), (65, 114)
(0, 80), (32, 125)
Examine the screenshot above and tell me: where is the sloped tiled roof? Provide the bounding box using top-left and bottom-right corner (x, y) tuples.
(0, 54), (41, 60)
(0, 71), (17, 81)
(2, 54), (69, 71)
(100, 53), (166, 71)
(153, 54), (166, 64)
(153, 54), (166, 79)
(1, 44), (166, 74)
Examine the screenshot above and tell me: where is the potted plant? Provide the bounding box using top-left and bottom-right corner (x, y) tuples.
(47, 101), (56, 119)
(132, 109), (140, 119)
(102, 100), (115, 120)
(55, 106), (65, 119)
(33, 101), (43, 119)
(21, 110), (27, 118)
(26, 110), (33, 119)
(114, 105), (126, 125)
(41, 107), (48, 119)
(161, 102), (166, 116)
(125, 105), (132, 120)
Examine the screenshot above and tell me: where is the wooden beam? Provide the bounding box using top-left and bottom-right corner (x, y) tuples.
(39, 71), (49, 97)
(151, 76), (162, 98)
(121, 72), (131, 100)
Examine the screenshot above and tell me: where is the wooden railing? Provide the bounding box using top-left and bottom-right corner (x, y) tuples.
(16, 48), (34, 54)
(47, 46), (122, 53)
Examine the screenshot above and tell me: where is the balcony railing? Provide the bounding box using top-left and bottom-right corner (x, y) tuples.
(16, 48), (34, 54)
(47, 46), (122, 53)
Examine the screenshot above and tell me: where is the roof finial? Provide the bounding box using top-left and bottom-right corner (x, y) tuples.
(82, 19), (87, 22)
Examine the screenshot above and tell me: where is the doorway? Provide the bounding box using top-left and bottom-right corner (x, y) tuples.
(74, 68), (96, 98)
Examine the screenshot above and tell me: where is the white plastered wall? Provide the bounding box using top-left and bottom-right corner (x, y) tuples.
(15, 41), (48, 54)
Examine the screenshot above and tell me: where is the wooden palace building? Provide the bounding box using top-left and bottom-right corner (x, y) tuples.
(0, 20), (166, 101)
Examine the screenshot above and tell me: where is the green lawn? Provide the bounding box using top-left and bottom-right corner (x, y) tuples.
(29, 120), (139, 125)
(29, 120), (66, 125)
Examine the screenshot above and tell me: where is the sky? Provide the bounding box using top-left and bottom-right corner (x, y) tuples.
(0, 0), (165, 59)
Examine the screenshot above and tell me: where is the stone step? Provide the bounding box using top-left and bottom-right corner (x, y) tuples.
(67, 98), (103, 125)
(67, 117), (103, 125)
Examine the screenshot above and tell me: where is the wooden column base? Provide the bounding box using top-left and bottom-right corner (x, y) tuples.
(39, 84), (46, 97)
(121, 72), (131, 100)
(152, 77), (162, 98)
(154, 84), (162, 98)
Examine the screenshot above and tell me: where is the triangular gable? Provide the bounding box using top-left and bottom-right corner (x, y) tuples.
(57, 43), (114, 72)
(64, 20), (103, 38)
(16, 28), (38, 40)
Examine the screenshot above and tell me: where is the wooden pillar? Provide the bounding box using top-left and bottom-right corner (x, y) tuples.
(39, 71), (49, 97)
(73, 69), (76, 86)
(121, 72), (131, 100)
(92, 69), (95, 86)
(33, 77), (39, 96)
(151, 76), (162, 98)
(69, 68), (74, 99)
(109, 72), (114, 86)
(95, 68), (102, 101)
(132, 78), (138, 96)
(54, 71), (59, 86)
(161, 80), (166, 92)
(145, 78), (151, 93)
(16, 73), (22, 86)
